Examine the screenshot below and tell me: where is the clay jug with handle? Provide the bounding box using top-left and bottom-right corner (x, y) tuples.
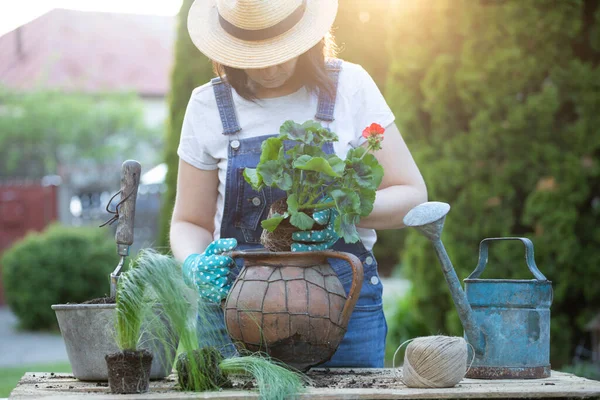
(224, 251), (363, 371)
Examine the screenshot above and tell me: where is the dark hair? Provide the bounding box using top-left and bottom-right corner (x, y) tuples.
(212, 31), (338, 101)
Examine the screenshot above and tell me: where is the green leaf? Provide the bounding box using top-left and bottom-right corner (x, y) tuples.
(327, 155), (345, 176)
(243, 168), (263, 191)
(276, 172), (293, 191)
(261, 213), (287, 232)
(301, 120), (324, 131)
(346, 164), (373, 189)
(286, 194), (299, 214)
(346, 146), (367, 161)
(285, 144), (325, 159)
(290, 211), (315, 230)
(334, 214), (360, 243)
(257, 161), (280, 186)
(257, 161), (293, 191)
(260, 137), (283, 164)
(302, 171), (322, 188)
(362, 153), (384, 188)
(293, 155), (341, 177)
(345, 153), (384, 190)
(317, 128), (339, 143)
(302, 120), (339, 143)
(279, 120), (313, 144)
(331, 188), (361, 214)
(357, 188), (376, 216)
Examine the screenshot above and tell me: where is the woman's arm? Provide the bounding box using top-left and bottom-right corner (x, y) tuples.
(357, 123), (427, 230)
(170, 159), (219, 262)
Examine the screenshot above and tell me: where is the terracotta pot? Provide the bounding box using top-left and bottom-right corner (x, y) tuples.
(224, 251), (363, 371)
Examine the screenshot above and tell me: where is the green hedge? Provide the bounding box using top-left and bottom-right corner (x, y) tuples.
(1, 224), (117, 330)
(386, 0), (600, 367)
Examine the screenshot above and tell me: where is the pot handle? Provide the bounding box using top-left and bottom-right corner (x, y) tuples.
(227, 250), (364, 328)
(324, 251), (364, 329)
(467, 237), (547, 280)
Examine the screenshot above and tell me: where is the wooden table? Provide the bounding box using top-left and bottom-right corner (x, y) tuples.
(9, 369), (600, 399)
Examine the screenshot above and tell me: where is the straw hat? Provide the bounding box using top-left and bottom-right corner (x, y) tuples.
(187, 0), (338, 69)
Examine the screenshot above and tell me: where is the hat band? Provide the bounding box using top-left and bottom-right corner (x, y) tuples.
(219, 0), (307, 42)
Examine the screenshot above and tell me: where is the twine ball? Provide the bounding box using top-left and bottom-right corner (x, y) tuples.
(402, 336), (468, 388)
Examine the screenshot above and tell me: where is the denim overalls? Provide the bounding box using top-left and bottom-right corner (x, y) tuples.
(201, 59), (387, 367)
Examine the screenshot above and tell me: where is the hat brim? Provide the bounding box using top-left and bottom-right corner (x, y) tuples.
(188, 0), (338, 69)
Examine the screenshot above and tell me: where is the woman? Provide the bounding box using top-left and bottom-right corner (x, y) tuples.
(171, 0), (427, 368)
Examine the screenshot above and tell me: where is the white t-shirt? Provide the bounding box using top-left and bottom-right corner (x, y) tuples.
(177, 60), (395, 251)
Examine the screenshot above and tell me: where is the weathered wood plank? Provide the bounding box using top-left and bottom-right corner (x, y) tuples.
(9, 369), (600, 399)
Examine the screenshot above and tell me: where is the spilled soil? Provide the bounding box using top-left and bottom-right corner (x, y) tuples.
(307, 368), (400, 389)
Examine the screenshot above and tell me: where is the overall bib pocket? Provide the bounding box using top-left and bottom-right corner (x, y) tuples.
(234, 168), (267, 243)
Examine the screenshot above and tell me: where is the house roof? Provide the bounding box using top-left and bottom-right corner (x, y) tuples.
(0, 9), (175, 97)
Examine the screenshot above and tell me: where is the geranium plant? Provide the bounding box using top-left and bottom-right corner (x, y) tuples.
(244, 120), (384, 244)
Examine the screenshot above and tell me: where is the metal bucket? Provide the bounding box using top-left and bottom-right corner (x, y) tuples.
(464, 237), (553, 379)
(52, 304), (177, 381)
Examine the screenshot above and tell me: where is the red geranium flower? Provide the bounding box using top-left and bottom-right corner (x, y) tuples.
(362, 123), (385, 139)
(362, 123), (384, 151)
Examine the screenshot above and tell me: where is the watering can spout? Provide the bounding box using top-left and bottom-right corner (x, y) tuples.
(404, 202), (486, 355)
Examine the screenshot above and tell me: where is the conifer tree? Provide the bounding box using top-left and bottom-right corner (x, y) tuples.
(158, 0), (214, 249)
(386, 0), (600, 366)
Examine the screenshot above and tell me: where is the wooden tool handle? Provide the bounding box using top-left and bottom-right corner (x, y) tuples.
(115, 160), (141, 253)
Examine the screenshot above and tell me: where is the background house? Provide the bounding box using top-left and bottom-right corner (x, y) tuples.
(1, 8), (174, 126)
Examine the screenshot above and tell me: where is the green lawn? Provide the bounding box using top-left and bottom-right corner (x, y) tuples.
(0, 362), (71, 398)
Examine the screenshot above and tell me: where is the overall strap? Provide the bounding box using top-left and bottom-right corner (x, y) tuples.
(211, 77), (242, 135)
(315, 58), (343, 122)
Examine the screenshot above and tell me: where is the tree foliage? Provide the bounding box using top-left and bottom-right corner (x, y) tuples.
(387, 0), (600, 367)
(158, 0), (215, 250)
(333, 0), (392, 90)
(0, 88), (153, 179)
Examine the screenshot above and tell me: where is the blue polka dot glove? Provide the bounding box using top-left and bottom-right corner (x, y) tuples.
(291, 206), (339, 252)
(182, 238), (238, 304)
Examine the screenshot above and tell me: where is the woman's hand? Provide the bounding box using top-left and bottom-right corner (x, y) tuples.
(182, 238), (238, 303)
(291, 207), (339, 252)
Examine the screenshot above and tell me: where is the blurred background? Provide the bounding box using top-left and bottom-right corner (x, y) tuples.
(0, 0), (598, 394)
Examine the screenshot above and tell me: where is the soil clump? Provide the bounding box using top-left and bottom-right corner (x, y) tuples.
(81, 296), (115, 304)
(105, 349), (152, 394)
(261, 198), (326, 252)
(176, 347), (230, 391)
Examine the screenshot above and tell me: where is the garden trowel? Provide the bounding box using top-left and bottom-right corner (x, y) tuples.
(109, 160), (141, 297)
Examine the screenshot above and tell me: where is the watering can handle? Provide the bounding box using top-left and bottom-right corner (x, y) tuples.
(227, 250), (364, 329)
(467, 237), (547, 280)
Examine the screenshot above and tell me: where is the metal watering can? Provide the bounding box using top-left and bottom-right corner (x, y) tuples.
(403, 202), (553, 379)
